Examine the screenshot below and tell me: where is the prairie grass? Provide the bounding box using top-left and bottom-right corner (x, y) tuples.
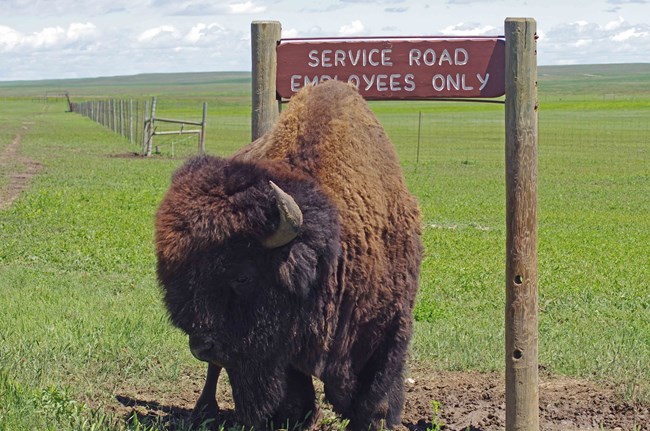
(1, 64), (649, 429)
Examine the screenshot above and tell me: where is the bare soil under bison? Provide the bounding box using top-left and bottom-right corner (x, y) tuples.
(1, 132), (647, 430)
(113, 363), (649, 431)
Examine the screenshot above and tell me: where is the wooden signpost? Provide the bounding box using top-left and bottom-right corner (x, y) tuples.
(251, 18), (539, 431)
(251, 21), (281, 141)
(504, 18), (539, 431)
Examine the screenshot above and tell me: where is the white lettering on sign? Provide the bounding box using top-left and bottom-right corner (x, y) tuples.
(431, 74), (474, 92)
(291, 73), (416, 93)
(290, 72), (489, 94)
(307, 48), (393, 68)
(477, 73), (490, 91)
(408, 48), (469, 67)
(282, 42), (502, 97)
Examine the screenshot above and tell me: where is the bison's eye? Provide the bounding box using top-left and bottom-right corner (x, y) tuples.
(230, 272), (255, 296)
(225, 260), (258, 297)
(235, 274), (250, 284)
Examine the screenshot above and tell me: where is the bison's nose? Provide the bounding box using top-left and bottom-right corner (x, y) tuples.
(189, 335), (215, 362)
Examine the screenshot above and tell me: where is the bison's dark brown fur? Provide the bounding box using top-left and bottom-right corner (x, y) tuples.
(155, 80), (422, 430)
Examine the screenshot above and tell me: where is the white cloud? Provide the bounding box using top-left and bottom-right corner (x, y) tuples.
(229, 1), (266, 14)
(186, 24), (207, 43)
(339, 20), (365, 36)
(33, 27), (65, 47)
(0, 26), (22, 51)
(385, 7), (408, 12)
(67, 22), (97, 41)
(440, 22), (498, 36)
(446, 0), (494, 3)
(282, 28), (300, 39)
(0, 22), (98, 52)
(9, 0), (147, 14)
(137, 25), (180, 43)
(611, 27), (650, 41)
(185, 23), (227, 43)
(340, 0), (404, 2)
(605, 16), (625, 30)
(607, 0), (649, 4)
(539, 17), (650, 65)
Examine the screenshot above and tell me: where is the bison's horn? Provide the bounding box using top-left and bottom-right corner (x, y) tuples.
(262, 181), (303, 248)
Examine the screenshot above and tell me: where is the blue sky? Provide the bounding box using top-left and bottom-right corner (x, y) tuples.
(1, 0), (649, 81)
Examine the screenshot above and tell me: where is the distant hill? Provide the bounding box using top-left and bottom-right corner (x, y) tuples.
(1, 64), (648, 98)
(537, 63), (650, 97)
(0, 72), (252, 98)
(539, 63), (650, 77)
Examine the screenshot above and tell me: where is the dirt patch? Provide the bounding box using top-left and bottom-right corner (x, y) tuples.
(108, 152), (190, 160)
(110, 152), (147, 159)
(402, 365), (647, 431)
(112, 364), (648, 431)
(0, 124), (42, 211)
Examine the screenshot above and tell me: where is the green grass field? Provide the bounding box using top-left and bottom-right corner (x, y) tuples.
(1, 64), (649, 430)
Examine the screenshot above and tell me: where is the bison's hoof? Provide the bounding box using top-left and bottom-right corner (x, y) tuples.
(190, 398), (219, 425)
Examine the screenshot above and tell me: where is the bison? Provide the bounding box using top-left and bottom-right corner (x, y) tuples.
(155, 80), (422, 430)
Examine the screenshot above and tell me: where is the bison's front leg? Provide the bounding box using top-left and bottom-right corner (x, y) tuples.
(191, 363), (221, 423)
(271, 367), (319, 430)
(228, 365), (285, 429)
(229, 364), (318, 430)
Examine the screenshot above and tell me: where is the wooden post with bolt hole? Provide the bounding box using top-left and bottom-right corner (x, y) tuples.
(505, 17), (539, 431)
(251, 20), (281, 141)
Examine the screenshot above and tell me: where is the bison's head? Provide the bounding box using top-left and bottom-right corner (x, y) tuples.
(155, 155), (340, 368)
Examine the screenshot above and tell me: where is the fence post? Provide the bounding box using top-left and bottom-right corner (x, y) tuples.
(120, 99), (125, 137)
(251, 20), (281, 141)
(199, 102), (207, 154)
(129, 99), (134, 145)
(145, 97), (156, 156)
(416, 111), (422, 165)
(135, 100), (140, 148)
(504, 17), (539, 431)
(112, 99), (117, 132)
(142, 100), (150, 155)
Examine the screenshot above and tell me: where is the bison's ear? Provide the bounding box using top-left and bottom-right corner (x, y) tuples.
(277, 243), (318, 298)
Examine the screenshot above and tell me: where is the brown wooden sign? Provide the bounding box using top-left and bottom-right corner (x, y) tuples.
(276, 37), (505, 100)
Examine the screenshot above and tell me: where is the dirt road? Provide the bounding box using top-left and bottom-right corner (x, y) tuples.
(0, 124), (41, 211)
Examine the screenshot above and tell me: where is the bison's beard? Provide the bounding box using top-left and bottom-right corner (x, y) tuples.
(228, 360), (290, 428)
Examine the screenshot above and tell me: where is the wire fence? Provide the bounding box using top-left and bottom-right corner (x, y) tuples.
(72, 99), (147, 150)
(379, 104), (650, 168)
(71, 97), (649, 167)
(72, 98), (210, 158)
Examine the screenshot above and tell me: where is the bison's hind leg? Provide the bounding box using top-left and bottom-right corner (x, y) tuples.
(271, 367), (319, 430)
(348, 325), (410, 431)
